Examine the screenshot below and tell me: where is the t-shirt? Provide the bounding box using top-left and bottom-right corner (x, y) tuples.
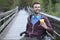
(31, 15), (41, 25)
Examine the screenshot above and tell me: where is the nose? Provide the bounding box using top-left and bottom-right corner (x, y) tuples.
(36, 7), (41, 11)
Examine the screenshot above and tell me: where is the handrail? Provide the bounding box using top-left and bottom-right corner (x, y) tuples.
(0, 8), (15, 19)
(0, 6), (18, 21)
(40, 12), (60, 37)
(0, 12), (16, 33)
(0, 11), (15, 22)
(46, 30), (60, 39)
(53, 30), (60, 37)
(40, 12), (60, 21)
(0, 6), (18, 19)
(46, 31), (54, 39)
(0, 6), (18, 33)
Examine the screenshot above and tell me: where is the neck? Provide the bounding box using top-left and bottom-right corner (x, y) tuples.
(34, 12), (39, 16)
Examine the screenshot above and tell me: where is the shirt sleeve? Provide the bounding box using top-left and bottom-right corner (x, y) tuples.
(42, 15), (53, 34)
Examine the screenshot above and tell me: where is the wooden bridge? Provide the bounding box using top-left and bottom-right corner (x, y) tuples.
(0, 6), (60, 40)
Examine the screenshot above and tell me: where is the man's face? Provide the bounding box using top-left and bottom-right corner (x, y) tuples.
(33, 4), (41, 14)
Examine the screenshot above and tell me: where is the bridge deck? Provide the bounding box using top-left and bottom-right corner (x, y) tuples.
(0, 9), (29, 40)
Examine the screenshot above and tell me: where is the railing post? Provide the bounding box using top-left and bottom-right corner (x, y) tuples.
(0, 6), (19, 33)
(15, 6), (19, 13)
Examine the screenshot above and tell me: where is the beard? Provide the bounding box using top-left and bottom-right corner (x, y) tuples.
(35, 10), (40, 14)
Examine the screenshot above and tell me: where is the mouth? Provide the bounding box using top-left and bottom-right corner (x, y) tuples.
(36, 10), (40, 13)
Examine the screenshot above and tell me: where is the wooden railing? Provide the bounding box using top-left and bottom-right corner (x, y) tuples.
(40, 12), (60, 39)
(0, 6), (18, 33)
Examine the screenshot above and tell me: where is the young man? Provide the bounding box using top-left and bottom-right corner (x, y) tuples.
(20, 2), (53, 40)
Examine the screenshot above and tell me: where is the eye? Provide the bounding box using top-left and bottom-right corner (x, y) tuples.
(34, 6), (37, 8)
(34, 6), (40, 8)
(38, 6), (40, 8)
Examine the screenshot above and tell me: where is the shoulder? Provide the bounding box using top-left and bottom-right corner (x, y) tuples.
(27, 14), (33, 21)
(39, 14), (47, 19)
(40, 12), (48, 19)
(28, 14), (32, 18)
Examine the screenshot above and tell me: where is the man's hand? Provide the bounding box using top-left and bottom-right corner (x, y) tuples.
(40, 19), (48, 29)
(41, 22), (48, 29)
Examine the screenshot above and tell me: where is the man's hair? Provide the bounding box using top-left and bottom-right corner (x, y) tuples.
(32, 2), (40, 8)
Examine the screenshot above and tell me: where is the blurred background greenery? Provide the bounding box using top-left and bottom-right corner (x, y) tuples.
(0, 0), (60, 17)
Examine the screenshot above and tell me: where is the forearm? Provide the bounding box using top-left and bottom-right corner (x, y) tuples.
(46, 27), (53, 33)
(41, 22), (53, 33)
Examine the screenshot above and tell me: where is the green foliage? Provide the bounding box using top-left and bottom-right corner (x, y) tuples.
(0, 0), (33, 11)
(40, 0), (60, 18)
(0, 0), (14, 11)
(0, 0), (60, 18)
